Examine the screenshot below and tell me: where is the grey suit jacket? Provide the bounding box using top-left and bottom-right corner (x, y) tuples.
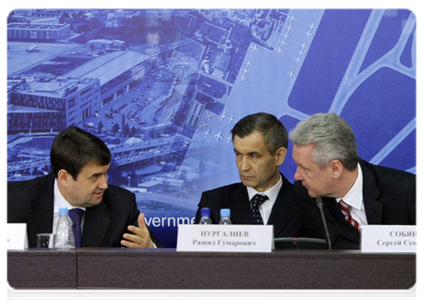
(8, 173), (162, 248)
(297, 159), (416, 249)
(195, 174), (302, 238)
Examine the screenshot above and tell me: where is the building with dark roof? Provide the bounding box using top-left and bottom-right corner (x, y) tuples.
(8, 77), (100, 133)
(7, 22), (71, 41)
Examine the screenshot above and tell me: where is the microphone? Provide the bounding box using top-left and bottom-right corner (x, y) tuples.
(316, 197), (332, 250)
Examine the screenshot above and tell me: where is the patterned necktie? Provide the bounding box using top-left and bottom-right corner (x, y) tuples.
(251, 194), (269, 224)
(338, 200), (360, 231)
(69, 208), (84, 247)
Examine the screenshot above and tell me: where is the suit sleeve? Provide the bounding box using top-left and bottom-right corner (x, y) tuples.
(406, 176), (416, 224)
(194, 191), (209, 224)
(128, 191), (164, 248)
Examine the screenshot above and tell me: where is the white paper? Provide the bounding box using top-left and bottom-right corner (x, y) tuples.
(7, 223), (28, 250)
(177, 224), (273, 253)
(361, 225), (416, 253)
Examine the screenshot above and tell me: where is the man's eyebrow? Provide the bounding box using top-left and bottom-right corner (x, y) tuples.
(233, 148), (260, 155)
(90, 173), (102, 178)
(297, 163), (308, 169)
(247, 150), (260, 155)
(90, 170), (108, 177)
(234, 149), (260, 155)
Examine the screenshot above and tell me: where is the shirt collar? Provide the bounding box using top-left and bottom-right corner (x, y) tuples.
(336, 163), (363, 210)
(54, 179), (86, 213)
(247, 174), (283, 203)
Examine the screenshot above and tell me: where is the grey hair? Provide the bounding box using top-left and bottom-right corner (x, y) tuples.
(289, 113), (358, 171)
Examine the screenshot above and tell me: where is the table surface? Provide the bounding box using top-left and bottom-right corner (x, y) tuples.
(8, 248), (416, 289)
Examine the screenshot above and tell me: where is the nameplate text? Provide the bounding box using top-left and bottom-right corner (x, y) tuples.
(177, 224), (273, 253)
(361, 225), (416, 253)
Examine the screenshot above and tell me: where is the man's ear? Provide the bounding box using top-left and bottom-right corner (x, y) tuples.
(275, 147), (287, 167)
(329, 159), (343, 179)
(57, 169), (71, 187)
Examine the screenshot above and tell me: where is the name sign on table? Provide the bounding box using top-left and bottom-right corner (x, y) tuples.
(177, 224), (273, 253)
(361, 225), (416, 253)
(7, 223), (27, 250)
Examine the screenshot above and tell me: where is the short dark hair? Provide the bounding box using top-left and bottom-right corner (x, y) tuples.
(231, 112), (288, 155)
(50, 127), (111, 179)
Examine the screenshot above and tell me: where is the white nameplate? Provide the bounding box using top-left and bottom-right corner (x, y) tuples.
(7, 223), (28, 250)
(361, 225), (416, 253)
(176, 224), (273, 253)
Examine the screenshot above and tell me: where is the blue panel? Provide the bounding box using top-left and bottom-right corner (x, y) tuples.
(341, 68), (415, 162)
(400, 25), (415, 68)
(380, 129), (416, 172)
(288, 9), (371, 115)
(360, 10), (411, 72)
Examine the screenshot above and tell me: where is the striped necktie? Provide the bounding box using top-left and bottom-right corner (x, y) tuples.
(338, 199), (360, 231)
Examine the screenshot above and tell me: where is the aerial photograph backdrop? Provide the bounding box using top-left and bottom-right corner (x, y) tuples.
(7, 9), (416, 246)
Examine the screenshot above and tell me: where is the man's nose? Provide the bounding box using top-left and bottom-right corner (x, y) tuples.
(294, 167), (303, 181)
(98, 174), (108, 189)
(239, 156), (251, 171)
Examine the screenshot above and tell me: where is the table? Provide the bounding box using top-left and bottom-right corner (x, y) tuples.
(8, 248), (416, 289)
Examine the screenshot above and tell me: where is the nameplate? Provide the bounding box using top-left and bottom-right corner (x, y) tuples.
(176, 224), (273, 253)
(361, 225), (416, 253)
(7, 223), (28, 250)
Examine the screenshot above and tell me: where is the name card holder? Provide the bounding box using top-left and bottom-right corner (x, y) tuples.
(361, 225), (416, 253)
(7, 223), (28, 250)
(177, 224), (273, 253)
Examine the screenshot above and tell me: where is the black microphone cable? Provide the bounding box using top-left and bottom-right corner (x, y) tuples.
(316, 197), (332, 250)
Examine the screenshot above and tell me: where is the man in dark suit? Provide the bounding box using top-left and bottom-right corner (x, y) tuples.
(8, 127), (161, 248)
(290, 113), (416, 249)
(195, 113), (302, 238)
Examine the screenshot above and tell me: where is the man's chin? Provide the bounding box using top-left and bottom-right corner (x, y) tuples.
(87, 196), (103, 207)
(241, 179), (255, 188)
(307, 190), (319, 199)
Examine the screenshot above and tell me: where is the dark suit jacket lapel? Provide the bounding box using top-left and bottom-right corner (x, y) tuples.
(360, 159), (383, 224)
(27, 175), (55, 247)
(268, 175), (298, 236)
(230, 184), (254, 224)
(82, 201), (111, 247)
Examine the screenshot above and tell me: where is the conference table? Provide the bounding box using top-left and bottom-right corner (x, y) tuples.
(7, 248), (415, 289)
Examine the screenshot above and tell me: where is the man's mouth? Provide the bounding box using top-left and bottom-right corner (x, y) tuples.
(241, 175), (254, 181)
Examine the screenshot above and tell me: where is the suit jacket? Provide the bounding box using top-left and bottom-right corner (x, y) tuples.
(8, 173), (162, 248)
(297, 159), (416, 249)
(194, 174), (302, 238)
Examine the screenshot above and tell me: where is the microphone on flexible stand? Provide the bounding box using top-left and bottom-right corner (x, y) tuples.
(316, 197), (332, 250)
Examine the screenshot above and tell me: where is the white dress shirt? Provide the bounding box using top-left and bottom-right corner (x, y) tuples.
(246, 174), (282, 225)
(336, 164), (368, 228)
(53, 179), (86, 234)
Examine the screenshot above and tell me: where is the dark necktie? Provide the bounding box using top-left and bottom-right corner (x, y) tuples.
(69, 208), (84, 247)
(338, 200), (360, 231)
(251, 194), (269, 224)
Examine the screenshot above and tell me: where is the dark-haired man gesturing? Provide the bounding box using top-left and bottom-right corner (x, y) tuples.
(8, 127), (162, 248)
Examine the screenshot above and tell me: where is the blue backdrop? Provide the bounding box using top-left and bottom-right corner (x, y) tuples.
(7, 9), (416, 247)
